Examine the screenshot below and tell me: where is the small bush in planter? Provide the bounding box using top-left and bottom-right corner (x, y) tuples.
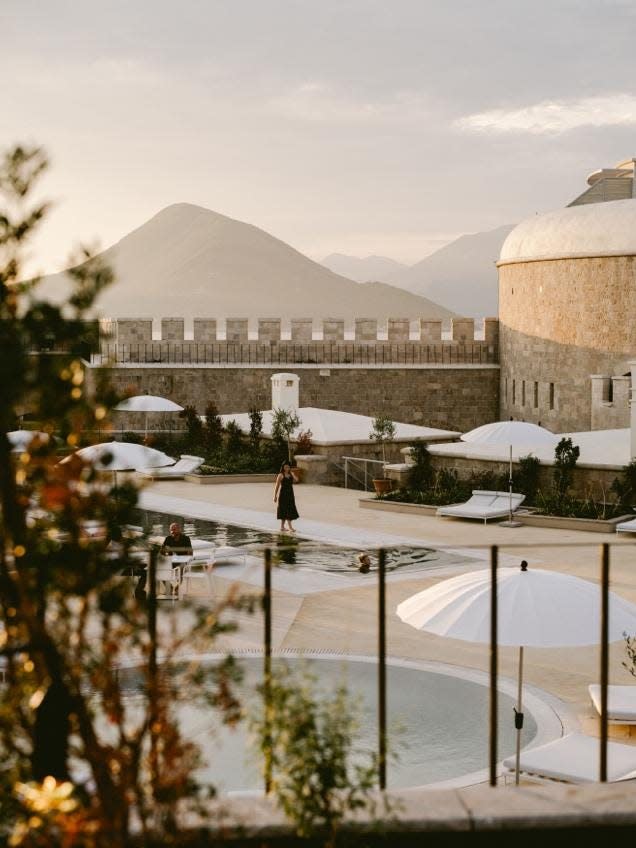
(295, 429), (314, 455)
(369, 415), (396, 491)
(407, 441), (434, 491)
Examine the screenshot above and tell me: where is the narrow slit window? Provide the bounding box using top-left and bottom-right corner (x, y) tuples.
(549, 382), (555, 410)
(533, 381), (539, 408)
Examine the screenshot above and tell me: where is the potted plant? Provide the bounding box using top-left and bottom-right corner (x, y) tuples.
(369, 414), (396, 495)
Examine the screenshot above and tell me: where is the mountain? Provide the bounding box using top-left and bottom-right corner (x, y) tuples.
(321, 253), (408, 282)
(387, 225), (515, 317)
(37, 204), (455, 320)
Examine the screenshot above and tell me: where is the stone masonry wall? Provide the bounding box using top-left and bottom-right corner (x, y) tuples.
(498, 256), (636, 431)
(104, 365), (499, 432)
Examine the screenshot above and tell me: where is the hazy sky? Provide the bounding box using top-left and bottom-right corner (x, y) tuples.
(3, 0), (636, 272)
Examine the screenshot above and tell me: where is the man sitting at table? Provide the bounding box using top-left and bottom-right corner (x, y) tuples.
(160, 522), (193, 557)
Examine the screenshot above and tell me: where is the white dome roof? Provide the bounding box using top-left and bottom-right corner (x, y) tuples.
(498, 198), (636, 264)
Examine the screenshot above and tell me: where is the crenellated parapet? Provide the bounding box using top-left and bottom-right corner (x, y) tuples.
(101, 316), (499, 344)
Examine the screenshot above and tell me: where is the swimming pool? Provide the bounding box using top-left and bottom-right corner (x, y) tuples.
(137, 509), (475, 574)
(117, 654), (540, 792)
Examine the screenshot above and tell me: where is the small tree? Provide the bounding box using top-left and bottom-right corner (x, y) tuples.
(512, 454), (542, 505)
(224, 419), (243, 456)
(248, 406), (263, 453)
(552, 437), (580, 507)
(295, 429), (314, 456)
(180, 404), (203, 450)
(407, 441), (434, 492)
(202, 401), (224, 455)
(271, 407), (300, 463)
(252, 663), (385, 848)
(369, 414), (396, 476)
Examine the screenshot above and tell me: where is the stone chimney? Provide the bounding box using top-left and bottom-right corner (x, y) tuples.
(271, 372), (299, 412)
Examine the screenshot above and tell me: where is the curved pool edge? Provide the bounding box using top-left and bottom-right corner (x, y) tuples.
(138, 647), (572, 791)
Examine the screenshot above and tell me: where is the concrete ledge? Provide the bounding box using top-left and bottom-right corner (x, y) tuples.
(184, 473), (277, 485)
(516, 512), (632, 533)
(359, 498), (438, 516)
(174, 783), (636, 844)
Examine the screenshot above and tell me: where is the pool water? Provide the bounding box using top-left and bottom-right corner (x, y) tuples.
(137, 509), (475, 574)
(118, 656), (537, 792)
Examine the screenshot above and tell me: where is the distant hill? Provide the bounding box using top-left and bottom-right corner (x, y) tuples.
(36, 204), (455, 320)
(387, 225), (515, 316)
(321, 253), (408, 282)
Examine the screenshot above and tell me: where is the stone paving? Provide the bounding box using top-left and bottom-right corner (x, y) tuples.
(141, 478), (636, 747)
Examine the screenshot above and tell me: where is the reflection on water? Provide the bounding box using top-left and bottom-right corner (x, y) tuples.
(137, 509), (474, 575)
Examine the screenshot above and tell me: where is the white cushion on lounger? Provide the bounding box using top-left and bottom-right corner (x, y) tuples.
(503, 732), (636, 783)
(437, 490), (525, 522)
(616, 518), (636, 533)
(589, 684), (636, 723)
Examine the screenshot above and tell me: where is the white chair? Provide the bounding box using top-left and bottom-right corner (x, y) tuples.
(154, 556), (181, 601)
(139, 455), (205, 480)
(437, 490), (525, 524)
(502, 732), (636, 784)
(588, 684), (636, 724)
(181, 558), (215, 599)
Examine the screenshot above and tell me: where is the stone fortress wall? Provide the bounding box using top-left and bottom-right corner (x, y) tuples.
(91, 316), (500, 432)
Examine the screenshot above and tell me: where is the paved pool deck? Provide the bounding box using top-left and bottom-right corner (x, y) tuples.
(140, 478), (636, 748)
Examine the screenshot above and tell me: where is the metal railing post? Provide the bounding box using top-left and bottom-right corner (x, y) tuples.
(489, 544), (498, 786)
(600, 542), (609, 782)
(378, 547), (387, 789)
(263, 547), (273, 793)
(344, 458), (348, 489)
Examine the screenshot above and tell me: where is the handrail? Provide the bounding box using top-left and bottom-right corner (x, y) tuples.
(341, 456), (385, 490)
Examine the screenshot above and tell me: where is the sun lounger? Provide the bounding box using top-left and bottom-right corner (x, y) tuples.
(503, 732), (636, 783)
(589, 684), (636, 724)
(616, 517), (636, 533)
(436, 490), (525, 524)
(139, 455), (204, 480)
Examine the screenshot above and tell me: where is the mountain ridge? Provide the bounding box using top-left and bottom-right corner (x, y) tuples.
(37, 203), (456, 320)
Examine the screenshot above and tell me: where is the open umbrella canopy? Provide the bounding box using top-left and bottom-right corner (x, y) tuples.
(397, 565), (636, 647)
(61, 441), (174, 471)
(115, 395), (183, 413)
(461, 420), (559, 448)
(398, 562), (636, 784)
(8, 430), (50, 452)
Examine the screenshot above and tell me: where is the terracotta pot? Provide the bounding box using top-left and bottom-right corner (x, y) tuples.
(372, 478), (393, 496)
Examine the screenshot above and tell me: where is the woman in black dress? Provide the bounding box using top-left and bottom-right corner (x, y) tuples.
(273, 462), (299, 532)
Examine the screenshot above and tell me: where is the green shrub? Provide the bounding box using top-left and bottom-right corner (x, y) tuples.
(512, 454), (542, 505)
(552, 437), (580, 507)
(611, 459), (636, 510)
(407, 442), (434, 491)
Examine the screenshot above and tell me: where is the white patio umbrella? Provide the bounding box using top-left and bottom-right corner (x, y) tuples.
(60, 441), (174, 484)
(114, 395), (184, 437)
(8, 430), (50, 452)
(461, 421), (559, 526)
(397, 562), (636, 784)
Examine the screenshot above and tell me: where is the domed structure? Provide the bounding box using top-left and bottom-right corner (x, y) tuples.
(498, 161), (636, 432)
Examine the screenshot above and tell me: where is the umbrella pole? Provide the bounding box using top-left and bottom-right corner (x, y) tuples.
(501, 444), (522, 527)
(514, 645), (524, 785)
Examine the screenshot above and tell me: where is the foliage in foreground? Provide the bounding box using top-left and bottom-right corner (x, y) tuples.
(251, 662), (390, 848)
(0, 144), (256, 846)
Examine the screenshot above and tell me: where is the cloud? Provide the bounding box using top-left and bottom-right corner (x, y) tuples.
(455, 93), (636, 134)
(267, 82), (429, 124)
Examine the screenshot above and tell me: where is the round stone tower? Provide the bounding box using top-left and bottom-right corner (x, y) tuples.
(498, 166), (636, 432)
